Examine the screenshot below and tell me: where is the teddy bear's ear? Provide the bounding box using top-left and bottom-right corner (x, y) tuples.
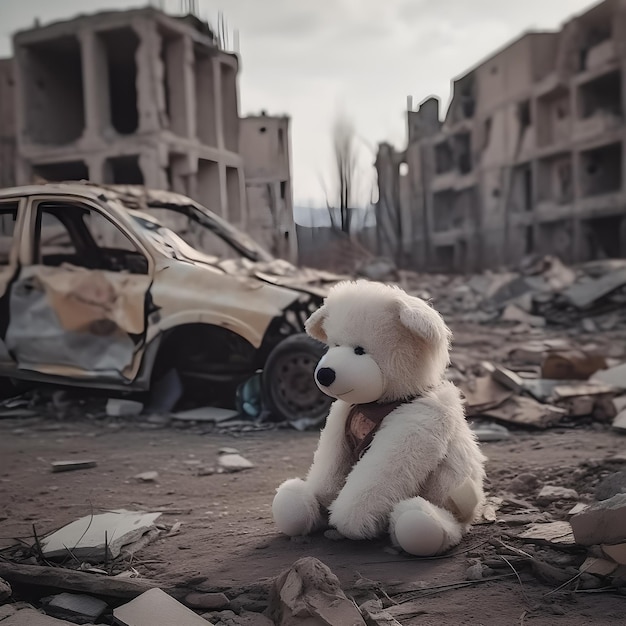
(398, 295), (451, 346)
(305, 304), (329, 343)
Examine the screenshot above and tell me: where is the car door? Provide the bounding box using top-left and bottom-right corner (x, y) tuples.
(5, 195), (153, 382)
(0, 198), (22, 366)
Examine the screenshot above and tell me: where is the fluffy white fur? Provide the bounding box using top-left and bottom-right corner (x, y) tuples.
(272, 280), (486, 556)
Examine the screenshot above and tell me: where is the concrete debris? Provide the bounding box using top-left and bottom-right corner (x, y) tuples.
(614, 410), (626, 433)
(51, 460), (97, 473)
(114, 588), (208, 626)
(0, 608), (78, 625)
(594, 471), (626, 501)
(0, 577), (11, 603)
(563, 267), (626, 310)
(172, 407), (239, 422)
(358, 598), (402, 625)
(569, 493), (626, 546)
(592, 362), (626, 390)
(518, 521), (576, 547)
(184, 591), (230, 610)
(469, 421), (510, 441)
(217, 453), (254, 473)
(480, 396), (566, 429)
(266, 557), (366, 626)
(106, 399), (144, 417)
(501, 304), (546, 327)
(134, 471), (159, 483)
(541, 350), (607, 380)
(536, 485), (579, 505)
(580, 557), (618, 576)
(40, 510), (162, 561)
(43, 592), (107, 623)
(601, 543), (626, 565)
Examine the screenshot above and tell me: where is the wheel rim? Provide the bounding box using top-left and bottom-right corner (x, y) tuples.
(271, 350), (331, 419)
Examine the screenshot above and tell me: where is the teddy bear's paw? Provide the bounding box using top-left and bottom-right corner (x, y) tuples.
(328, 500), (384, 540)
(272, 478), (322, 536)
(393, 510), (445, 557)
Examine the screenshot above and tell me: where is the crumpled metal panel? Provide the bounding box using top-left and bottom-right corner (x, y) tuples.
(5, 266), (149, 376)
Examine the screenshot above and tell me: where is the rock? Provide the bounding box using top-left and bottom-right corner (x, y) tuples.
(266, 557), (366, 625)
(228, 592), (268, 613)
(518, 521), (576, 547)
(501, 304), (546, 327)
(594, 471), (626, 501)
(470, 421), (510, 441)
(135, 471), (159, 483)
(569, 494), (626, 546)
(508, 473), (539, 494)
(218, 447), (240, 455)
(185, 592), (229, 610)
(217, 454), (254, 473)
(465, 563), (484, 580)
(44, 592), (107, 623)
(592, 362), (626, 391)
(51, 460), (97, 473)
(536, 485), (579, 505)
(114, 588), (208, 626)
(580, 557), (618, 576)
(106, 398), (143, 417)
(0, 577), (11, 603)
(0, 608), (77, 625)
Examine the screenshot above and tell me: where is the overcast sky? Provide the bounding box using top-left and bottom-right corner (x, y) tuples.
(0, 0), (597, 205)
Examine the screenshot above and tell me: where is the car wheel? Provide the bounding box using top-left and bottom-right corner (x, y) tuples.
(261, 333), (332, 427)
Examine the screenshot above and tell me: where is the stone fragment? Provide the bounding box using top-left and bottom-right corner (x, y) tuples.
(580, 557), (618, 576)
(44, 592), (107, 623)
(114, 588), (208, 626)
(518, 521), (576, 547)
(106, 398), (143, 417)
(217, 454), (254, 473)
(567, 503), (589, 517)
(602, 543), (626, 565)
(0, 608), (76, 625)
(51, 460), (97, 473)
(135, 471), (159, 483)
(536, 485), (579, 505)
(0, 577), (11, 602)
(465, 563), (484, 580)
(266, 557), (366, 625)
(569, 494), (626, 546)
(508, 473), (539, 494)
(184, 591), (229, 610)
(594, 471), (626, 501)
(592, 363), (626, 391)
(40, 510), (161, 561)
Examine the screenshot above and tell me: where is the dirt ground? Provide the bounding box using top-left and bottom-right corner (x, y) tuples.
(1, 323), (626, 625)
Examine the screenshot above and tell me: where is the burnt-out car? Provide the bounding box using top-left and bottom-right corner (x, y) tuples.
(0, 182), (334, 423)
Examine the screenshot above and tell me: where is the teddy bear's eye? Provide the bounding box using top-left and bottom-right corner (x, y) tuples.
(354, 346), (365, 355)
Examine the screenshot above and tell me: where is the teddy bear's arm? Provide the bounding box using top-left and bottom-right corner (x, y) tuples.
(304, 400), (353, 507)
(328, 401), (451, 540)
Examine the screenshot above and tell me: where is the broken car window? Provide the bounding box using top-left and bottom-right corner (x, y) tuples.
(35, 201), (149, 274)
(0, 203), (18, 265)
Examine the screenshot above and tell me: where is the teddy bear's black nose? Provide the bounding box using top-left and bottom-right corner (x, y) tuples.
(316, 367), (336, 387)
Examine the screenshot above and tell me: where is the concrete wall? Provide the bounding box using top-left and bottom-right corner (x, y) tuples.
(0, 59), (16, 188)
(239, 114), (296, 262)
(377, 0), (626, 273)
(10, 8), (247, 230)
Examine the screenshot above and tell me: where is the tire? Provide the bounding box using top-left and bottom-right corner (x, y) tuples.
(261, 333), (332, 426)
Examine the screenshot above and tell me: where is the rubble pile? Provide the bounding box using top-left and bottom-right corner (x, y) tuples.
(398, 256), (626, 329)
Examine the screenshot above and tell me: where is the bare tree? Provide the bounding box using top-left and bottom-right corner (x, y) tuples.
(323, 112), (359, 235)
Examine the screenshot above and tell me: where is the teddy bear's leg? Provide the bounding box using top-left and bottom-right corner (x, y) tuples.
(272, 478), (324, 536)
(389, 497), (464, 557)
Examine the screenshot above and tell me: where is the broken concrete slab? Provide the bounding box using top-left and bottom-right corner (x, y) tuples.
(40, 509), (162, 561)
(1, 607), (78, 625)
(461, 376), (514, 415)
(482, 362), (524, 393)
(44, 592), (107, 623)
(266, 557), (366, 626)
(172, 407), (239, 422)
(602, 543), (626, 565)
(592, 362), (626, 391)
(114, 588), (208, 626)
(536, 486), (579, 505)
(564, 267), (626, 309)
(480, 396), (566, 429)
(518, 521), (576, 547)
(217, 454), (254, 473)
(51, 460), (97, 473)
(569, 494), (626, 546)
(552, 381), (618, 400)
(501, 304), (546, 327)
(580, 557), (618, 576)
(614, 410), (626, 433)
(184, 591), (229, 610)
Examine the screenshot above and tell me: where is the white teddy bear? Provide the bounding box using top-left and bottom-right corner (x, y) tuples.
(272, 280), (486, 556)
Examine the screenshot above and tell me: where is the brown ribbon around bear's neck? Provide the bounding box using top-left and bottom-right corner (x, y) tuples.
(345, 397), (417, 463)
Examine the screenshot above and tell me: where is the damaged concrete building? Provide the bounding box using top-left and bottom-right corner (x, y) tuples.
(239, 112), (296, 262)
(377, 0), (626, 272)
(0, 7), (296, 259)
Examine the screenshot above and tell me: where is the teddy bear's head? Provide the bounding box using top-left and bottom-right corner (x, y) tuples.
(305, 280), (451, 404)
